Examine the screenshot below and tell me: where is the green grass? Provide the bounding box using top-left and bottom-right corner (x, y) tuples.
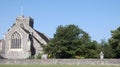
(0, 65), (120, 67)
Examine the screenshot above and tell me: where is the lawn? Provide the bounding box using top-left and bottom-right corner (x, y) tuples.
(0, 65), (120, 67)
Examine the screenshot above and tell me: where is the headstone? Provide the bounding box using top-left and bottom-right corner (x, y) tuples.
(100, 51), (104, 59)
(41, 54), (48, 59)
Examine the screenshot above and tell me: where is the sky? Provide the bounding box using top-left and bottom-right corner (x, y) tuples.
(0, 0), (120, 42)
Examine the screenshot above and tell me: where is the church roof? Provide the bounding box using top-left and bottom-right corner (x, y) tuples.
(22, 28), (49, 46)
(35, 30), (49, 43)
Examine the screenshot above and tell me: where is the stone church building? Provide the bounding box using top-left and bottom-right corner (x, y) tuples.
(0, 16), (49, 59)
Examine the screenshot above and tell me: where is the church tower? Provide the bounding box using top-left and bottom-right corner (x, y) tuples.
(15, 15), (34, 28)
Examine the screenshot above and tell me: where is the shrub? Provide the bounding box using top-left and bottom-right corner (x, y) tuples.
(36, 53), (41, 59)
(28, 55), (35, 59)
(74, 56), (85, 59)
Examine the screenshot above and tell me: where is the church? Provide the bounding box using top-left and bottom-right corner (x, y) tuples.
(0, 15), (49, 59)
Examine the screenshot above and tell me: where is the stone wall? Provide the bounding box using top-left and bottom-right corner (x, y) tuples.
(0, 59), (120, 66)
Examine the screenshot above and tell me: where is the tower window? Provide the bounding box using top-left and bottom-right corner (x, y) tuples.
(11, 32), (21, 49)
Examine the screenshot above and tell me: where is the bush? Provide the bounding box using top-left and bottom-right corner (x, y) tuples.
(74, 56), (85, 59)
(36, 53), (41, 59)
(28, 55), (35, 59)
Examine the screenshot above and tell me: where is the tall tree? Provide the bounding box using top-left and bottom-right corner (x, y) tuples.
(100, 39), (113, 58)
(86, 40), (100, 58)
(109, 26), (120, 58)
(45, 24), (99, 58)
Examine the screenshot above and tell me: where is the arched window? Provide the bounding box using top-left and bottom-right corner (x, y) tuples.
(11, 32), (21, 49)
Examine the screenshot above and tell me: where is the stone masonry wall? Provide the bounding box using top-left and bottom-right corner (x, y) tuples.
(0, 59), (120, 66)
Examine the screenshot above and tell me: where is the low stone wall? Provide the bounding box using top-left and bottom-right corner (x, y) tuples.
(0, 59), (120, 66)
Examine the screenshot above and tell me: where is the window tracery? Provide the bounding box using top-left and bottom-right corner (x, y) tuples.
(11, 32), (21, 49)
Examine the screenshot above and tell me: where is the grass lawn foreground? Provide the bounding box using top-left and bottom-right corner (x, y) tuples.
(0, 64), (120, 67)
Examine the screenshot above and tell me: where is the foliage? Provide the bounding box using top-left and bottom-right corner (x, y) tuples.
(100, 39), (114, 58)
(74, 55), (85, 59)
(85, 40), (101, 58)
(27, 55), (35, 59)
(109, 26), (120, 58)
(45, 24), (99, 58)
(36, 53), (41, 59)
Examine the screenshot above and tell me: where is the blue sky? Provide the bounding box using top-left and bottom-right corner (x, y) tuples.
(0, 0), (120, 42)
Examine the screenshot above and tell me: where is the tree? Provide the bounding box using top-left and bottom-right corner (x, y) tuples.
(45, 24), (99, 58)
(109, 26), (120, 58)
(85, 40), (100, 58)
(100, 39), (113, 58)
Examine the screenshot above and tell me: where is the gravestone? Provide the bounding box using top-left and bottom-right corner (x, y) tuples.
(100, 51), (104, 59)
(41, 54), (48, 59)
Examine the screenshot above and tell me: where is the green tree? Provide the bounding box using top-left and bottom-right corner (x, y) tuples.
(85, 40), (100, 58)
(100, 39), (113, 58)
(109, 26), (120, 58)
(45, 24), (99, 58)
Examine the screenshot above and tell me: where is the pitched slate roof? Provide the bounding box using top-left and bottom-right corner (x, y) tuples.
(22, 27), (49, 46)
(35, 30), (49, 43)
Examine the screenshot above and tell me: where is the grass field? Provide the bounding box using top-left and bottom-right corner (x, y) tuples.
(0, 65), (120, 67)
